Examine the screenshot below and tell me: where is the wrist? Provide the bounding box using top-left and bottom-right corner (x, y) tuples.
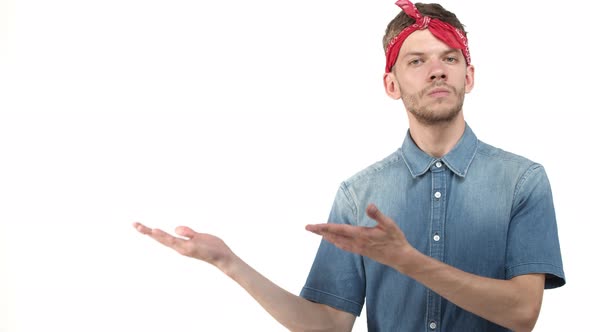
(393, 246), (425, 276)
(216, 251), (241, 278)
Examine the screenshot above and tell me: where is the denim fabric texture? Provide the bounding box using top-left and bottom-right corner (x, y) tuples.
(300, 124), (565, 332)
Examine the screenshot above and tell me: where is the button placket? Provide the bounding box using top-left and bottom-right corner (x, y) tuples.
(427, 163), (446, 331)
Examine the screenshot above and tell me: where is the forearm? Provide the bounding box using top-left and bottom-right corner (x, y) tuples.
(397, 249), (543, 332)
(218, 254), (352, 332)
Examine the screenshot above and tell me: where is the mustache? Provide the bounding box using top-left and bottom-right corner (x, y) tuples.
(419, 82), (457, 98)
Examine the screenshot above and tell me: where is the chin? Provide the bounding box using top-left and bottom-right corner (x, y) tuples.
(410, 106), (463, 126)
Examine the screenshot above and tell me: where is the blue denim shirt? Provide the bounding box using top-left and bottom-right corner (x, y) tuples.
(301, 124), (565, 331)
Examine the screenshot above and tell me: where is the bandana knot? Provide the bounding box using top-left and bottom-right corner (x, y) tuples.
(417, 15), (431, 29)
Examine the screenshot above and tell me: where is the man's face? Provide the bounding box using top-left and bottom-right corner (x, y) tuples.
(386, 29), (474, 125)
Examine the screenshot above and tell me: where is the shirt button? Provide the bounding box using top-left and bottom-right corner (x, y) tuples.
(435, 161), (442, 168)
(433, 233), (440, 241)
(429, 321), (437, 329)
(434, 191), (442, 199)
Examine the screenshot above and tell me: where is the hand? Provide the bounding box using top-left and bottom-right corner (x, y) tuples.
(305, 204), (414, 269)
(133, 222), (234, 270)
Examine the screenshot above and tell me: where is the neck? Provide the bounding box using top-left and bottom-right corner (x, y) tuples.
(407, 113), (466, 158)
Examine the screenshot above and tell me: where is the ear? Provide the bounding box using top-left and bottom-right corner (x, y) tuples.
(464, 64), (475, 93)
(383, 71), (402, 100)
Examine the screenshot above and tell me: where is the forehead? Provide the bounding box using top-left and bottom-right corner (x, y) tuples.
(398, 29), (457, 56)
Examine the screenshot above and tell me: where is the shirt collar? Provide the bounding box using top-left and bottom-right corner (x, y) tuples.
(401, 123), (478, 178)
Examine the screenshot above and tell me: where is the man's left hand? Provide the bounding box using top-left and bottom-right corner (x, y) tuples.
(306, 203), (415, 269)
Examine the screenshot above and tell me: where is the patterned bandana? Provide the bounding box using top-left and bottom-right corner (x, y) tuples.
(384, 0), (471, 72)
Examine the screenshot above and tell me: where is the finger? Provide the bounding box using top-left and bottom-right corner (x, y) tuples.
(365, 204), (395, 229)
(175, 226), (198, 239)
(305, 224), (322, 234)
(306, 223), (361, 239)
(307, 224), (370, 255)
(133, 222), (153, 235)
(149, 228), (186, 250)
(322, 232), (361, 254)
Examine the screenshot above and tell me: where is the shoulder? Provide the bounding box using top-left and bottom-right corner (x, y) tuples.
(474, 140), (543, 173)
(341, 149), (406, 187)
(472, 140), (550, 196)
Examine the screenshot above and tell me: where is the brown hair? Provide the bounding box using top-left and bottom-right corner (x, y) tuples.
(382, 3), (467, 53)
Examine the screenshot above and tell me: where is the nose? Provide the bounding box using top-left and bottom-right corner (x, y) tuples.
(430, 72), (446, 81)
(429, 60), (447, 82)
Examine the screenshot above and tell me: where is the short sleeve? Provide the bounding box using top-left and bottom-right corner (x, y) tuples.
(506, 165), (565, 288)
(299, 183), (366, 316)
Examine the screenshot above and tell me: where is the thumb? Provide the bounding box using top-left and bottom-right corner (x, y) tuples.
(366, 204), (391, 227)
(175, 226), (198, 239)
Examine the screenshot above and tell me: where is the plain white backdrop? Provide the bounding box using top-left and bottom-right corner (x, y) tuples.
(0, 0), (586, 331)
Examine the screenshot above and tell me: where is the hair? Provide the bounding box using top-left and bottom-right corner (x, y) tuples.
(382, 3), (467, 53)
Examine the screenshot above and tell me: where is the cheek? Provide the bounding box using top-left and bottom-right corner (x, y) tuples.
(399, 69), (429, 90)
(398, 77), (422, 96)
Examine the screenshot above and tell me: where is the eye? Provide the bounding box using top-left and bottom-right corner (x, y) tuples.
(409, 58), (423, 66)
(445, 56), (458, 63)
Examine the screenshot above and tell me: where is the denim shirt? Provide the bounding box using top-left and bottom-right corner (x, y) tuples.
(301, 124), (565, 332)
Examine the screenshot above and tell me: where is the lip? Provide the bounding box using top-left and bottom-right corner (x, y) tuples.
(427, 88), (451, 98)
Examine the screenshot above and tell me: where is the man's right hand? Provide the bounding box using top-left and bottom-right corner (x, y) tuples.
(132, 221), (356, 332)
(132, 222), (234, 271)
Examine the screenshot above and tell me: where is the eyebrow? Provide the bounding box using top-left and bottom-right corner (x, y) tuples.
(401, 49), (461, 59)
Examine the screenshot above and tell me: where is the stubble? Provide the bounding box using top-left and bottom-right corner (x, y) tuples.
(401, 82), (465, 126)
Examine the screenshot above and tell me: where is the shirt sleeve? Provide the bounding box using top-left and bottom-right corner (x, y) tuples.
(300, 183), (366, 316)
(505, 164), (565, 288)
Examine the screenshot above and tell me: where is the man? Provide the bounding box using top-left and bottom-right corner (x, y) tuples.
(133, 1), (565, 331)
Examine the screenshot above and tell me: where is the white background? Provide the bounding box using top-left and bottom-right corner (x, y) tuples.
(0, 0), (586, 331)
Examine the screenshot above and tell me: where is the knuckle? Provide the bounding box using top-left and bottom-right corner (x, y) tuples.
(358, 242), (368, 252)
(177, 246), (190, 256)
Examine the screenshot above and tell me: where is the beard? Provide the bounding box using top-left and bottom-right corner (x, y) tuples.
(400, 81), (465, 126)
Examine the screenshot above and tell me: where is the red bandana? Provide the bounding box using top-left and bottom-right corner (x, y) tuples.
(384, 0), (471, 72)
